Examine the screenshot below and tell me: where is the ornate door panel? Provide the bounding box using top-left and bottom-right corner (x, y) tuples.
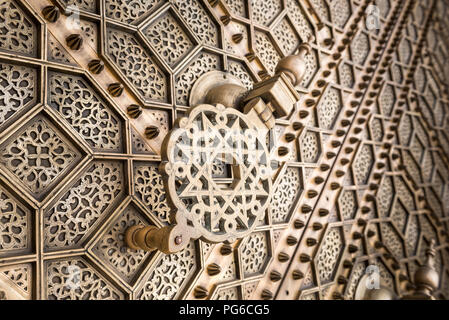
(0, 0), (449, 300)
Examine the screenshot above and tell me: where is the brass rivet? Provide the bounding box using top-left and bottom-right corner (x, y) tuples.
(145, 126), (160, 139)
(42, 6), (60, 23)
(88, 59), (105, 74)
(66, 34), (83, 50)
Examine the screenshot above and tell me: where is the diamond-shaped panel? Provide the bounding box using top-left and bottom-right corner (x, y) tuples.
(0, 115), (83, 200)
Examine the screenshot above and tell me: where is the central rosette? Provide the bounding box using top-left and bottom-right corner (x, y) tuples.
(161, 104), (271, 243)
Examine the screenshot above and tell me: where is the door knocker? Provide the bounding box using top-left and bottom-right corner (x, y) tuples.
(125, 44), (311, 254)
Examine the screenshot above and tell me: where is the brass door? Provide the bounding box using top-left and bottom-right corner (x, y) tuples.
(0, 0), (448, 300)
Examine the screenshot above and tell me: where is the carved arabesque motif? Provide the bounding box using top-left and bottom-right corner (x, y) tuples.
(144, 11), (194, 68)
(92, 204), (153, 284)
(106, 28), (167, 102)
(133, 162), (171, 225)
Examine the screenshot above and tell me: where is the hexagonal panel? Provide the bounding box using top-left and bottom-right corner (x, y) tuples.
(286, 0), (314, 42)
(105, 27), (168, 103)
(240, 231), (270, 278)
(299, 130), (321, 163)
(338, 189), (358, 220)
(300, 47), (320, 87)
(309, 0), (330, 22)
(251, 0), (282, 26)
(394, 176), (416, 211)
(338, 62), (355, 88)
(315, 226), (344, 285)
(398, 113), (413, 146)
(398, 38), (412, 64)
(380, 222), (405, 259)
(352, 144), (375, 185)
(369, 117), (384, 142)
(329, 0), (351, 29)
(377, 176), (395, 218)
(390, 199), (409, 233)
(105, 0), (162, 25)
(317, 87), (342, 130)
(405, 214), (420, 256)
(350, 31), (370, 65)
(272, 17), (300, 55)
(172, 0), (220, 47)
(379, 84), (396, 116)
(402, 150), (422, 185)
(254, 31), (282, 74)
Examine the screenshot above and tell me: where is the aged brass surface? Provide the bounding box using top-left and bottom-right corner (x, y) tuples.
(0, 0), (449, 301)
